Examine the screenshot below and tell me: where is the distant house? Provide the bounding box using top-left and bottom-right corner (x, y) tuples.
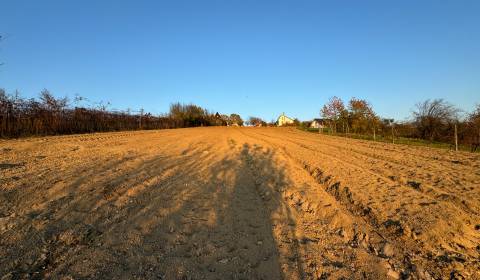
(213, 112), (225, 126)
(277, 113), (295, 126)
(310, 118), (328, 129)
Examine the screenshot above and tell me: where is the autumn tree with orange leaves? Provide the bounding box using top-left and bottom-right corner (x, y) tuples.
(348, 97), (379, 138)
(320, 96), (380, 139)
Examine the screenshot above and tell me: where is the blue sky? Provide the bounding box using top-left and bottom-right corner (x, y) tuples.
(1, 0), (479, 121)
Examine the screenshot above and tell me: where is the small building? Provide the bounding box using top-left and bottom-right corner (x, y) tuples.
(213, 112), (225, 126)
(310, 118), (328, 129)
(277, 113), (295, 126)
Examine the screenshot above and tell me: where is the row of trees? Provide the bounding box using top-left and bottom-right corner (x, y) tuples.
(168, 102), (246, 127)
(2, 88), (478, 151)
(320, 96), (379, 137)
(319, 96), (480, 151)
(0, 90), (245, 138)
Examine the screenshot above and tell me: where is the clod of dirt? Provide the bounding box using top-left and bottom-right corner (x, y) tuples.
(387, 269), (400, 279)
(298, 237), (319, 244)
(351, 231), (370, 249)
(407, 181), (422, 190)
(0, 217), (10, 232)
(388, 175), (397, 181)
(380, 242), (395, 258)
(383, 219), (404, 234)
(450, 270), (467, 280)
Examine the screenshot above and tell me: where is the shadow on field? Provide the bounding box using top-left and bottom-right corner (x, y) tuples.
(0, 140), (304, 279)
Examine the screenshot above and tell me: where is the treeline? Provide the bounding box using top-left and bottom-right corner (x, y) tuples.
(0, 89), (245, 138)
(169, 102), (244, 127)
(317, 96), (480, 151)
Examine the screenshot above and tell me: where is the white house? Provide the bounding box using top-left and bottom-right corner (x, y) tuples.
(277, 113), (295, 126)
(310, 118), (328, 129)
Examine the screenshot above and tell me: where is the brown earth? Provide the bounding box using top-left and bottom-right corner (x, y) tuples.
(1, 127), (479, 279)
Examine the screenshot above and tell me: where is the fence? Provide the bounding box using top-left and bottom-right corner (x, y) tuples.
(301, 122), (480, 153)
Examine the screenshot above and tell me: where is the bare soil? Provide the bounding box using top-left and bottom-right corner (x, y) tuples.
(1, 127), (479, 279)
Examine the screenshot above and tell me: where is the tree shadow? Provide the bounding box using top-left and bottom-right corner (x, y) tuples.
(0, 140), (305, 279)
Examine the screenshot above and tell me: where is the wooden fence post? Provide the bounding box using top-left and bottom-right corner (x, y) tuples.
(454, 123), (458, 152)
(139, 108), (144, 129)
(391, 123), (395, 144)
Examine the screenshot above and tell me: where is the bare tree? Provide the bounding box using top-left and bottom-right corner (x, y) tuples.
(412, 99), (459, 142)
(466, 104), (480, 151)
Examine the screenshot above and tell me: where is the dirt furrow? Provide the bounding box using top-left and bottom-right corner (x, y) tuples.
(241, 128), (480, 279)
(233, 130), (399, 279)
(252, 129), (480, 217)
(1, 127), (479, 279)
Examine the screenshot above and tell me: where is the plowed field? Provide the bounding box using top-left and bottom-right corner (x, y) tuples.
(1, 127), (479, 279)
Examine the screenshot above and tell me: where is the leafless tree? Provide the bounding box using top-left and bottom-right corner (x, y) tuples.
(466, 104), (480, 151)
(412, 99), (460, 142)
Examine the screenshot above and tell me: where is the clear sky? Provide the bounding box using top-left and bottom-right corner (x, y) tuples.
(1, 0), (479, 121)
